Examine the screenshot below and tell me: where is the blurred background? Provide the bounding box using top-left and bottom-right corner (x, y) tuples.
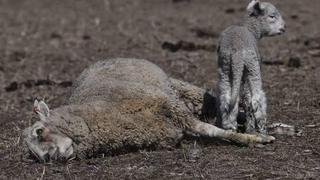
(0, 0), (319, 179)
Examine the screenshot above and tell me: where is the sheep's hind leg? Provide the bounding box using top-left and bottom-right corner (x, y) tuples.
(188, 118), (275, 145)
(169, 78), (207, 112)
(169, 78), (217, 120)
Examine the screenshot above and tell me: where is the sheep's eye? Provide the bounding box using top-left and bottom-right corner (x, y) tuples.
(269, 15), (276, 19)
(36, 128), (43, 136)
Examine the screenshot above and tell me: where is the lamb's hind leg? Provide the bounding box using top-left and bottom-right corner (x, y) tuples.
(245, 60), (267, 134)
(217, 54), (244, 131)
(216, 72), (233, 130)
(242, 71), (256, 134)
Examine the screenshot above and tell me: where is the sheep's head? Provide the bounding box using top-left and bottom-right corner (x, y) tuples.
(23, 100), (74, 162)
(247, 0), (286, 37)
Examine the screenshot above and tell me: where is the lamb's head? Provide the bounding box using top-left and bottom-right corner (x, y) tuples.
(23, 100), (74, 162)
(246, 0), (285, 37)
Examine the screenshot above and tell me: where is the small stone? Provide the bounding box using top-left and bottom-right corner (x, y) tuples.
(290, 15), (299, 19)
(255, 144), (266, 148)
(225, 8), (236, 14)
(287, 56), (301, 68)
(59, 81), (73, 87)
(296, 130), (303, 137)
(5, 82), (18, 92)
(305, 124), (318, 128)
(303, 149), (312, 154)
(23, 80), (35, 88)
(308, 49), (320, 57)
(50, 32), (62, 39)
(188, 141), (202, 161)
(82, 34), (91, 40)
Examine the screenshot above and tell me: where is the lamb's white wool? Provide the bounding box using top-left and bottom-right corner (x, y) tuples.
(216, 1), (285, 134)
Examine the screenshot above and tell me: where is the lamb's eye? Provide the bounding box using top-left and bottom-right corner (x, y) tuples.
(36, 128), (43, 136)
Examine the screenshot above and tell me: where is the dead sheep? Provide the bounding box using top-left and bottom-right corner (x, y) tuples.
(23, 58), (276, 162)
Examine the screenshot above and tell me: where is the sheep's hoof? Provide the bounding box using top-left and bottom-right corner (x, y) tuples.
(257, 134), (276, 144)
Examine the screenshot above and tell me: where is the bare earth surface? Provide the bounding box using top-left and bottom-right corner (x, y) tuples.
(0, 0), (319, 179)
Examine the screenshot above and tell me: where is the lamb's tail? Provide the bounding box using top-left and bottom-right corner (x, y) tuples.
(189, 119), (275, 145)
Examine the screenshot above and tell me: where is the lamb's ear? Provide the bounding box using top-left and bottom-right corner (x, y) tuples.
(247, 0), (263, 17)
(33, 100), (50, 121)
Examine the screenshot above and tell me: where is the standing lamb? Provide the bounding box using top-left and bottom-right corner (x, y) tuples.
(23, 58), (275, 162)
(216, 0), (285, 134)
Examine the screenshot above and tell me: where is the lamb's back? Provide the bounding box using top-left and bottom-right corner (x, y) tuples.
(218, 25), (257, 55)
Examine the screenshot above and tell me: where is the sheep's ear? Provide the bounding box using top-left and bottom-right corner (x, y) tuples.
(33, 100), (50, 121)
(247, 0), (263, 16)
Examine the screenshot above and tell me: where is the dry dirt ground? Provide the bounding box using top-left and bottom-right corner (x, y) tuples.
(0, 0), (320, 179)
